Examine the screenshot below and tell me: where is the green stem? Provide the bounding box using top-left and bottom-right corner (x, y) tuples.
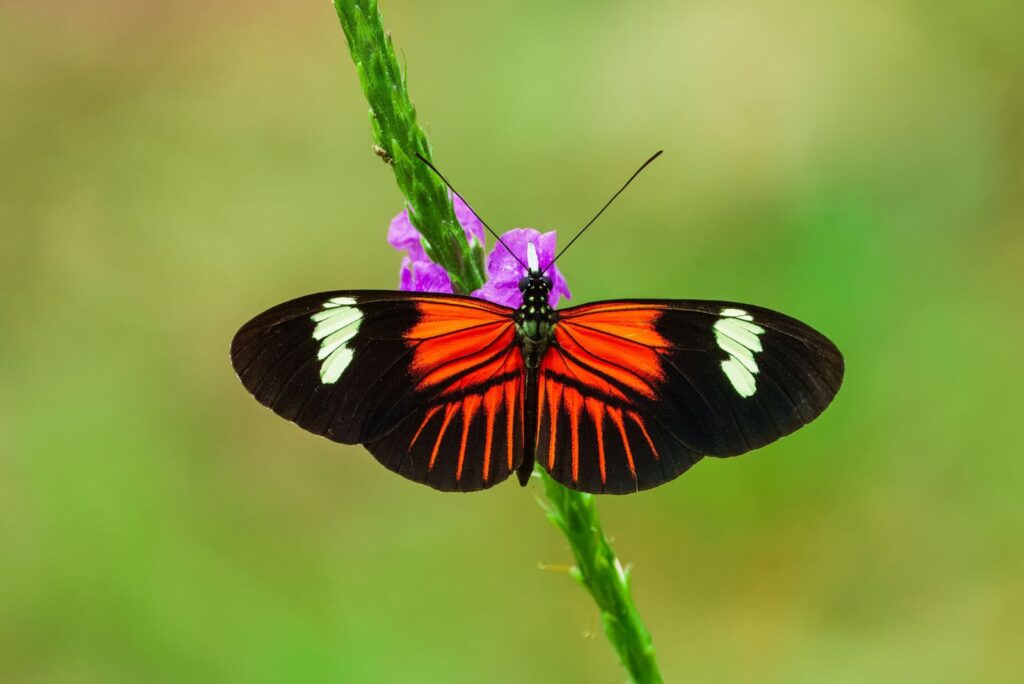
(332, 0), (487, 294)
(332, 2), (663, 681)
(540, 470), (663, 684)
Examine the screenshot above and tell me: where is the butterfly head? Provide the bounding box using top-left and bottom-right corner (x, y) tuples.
(517, 273), (552, 294)
(517, 241), (553, 298)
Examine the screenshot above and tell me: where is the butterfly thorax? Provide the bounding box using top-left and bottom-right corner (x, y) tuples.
(515, 272), (556, 369)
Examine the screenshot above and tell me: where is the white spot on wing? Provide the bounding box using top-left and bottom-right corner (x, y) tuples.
(317, 325), (360, 360)
(715, 333), (758, 373)
(715, 318), (764, 351)
(312, 306), (361, 340)
(713, 308), (767, 397)
(721, 358), (757, 397)
(311, 298), (362, 383)
(320, 346), (356, 384)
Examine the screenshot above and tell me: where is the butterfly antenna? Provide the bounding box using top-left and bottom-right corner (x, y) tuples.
(414, 153), (528, 272)
(544, 150), (663, 273)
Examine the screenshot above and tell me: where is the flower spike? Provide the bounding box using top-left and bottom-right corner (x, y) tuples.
(414, 153), (529, 273)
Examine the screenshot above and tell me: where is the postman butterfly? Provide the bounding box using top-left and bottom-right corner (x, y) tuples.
(230, 153), (844, 494)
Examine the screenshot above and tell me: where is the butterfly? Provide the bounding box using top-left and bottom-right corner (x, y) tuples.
(230, 152), (844, 494)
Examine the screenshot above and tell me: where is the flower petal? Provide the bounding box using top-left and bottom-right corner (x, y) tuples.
(398, 256), (454, 294)
(388, 209), (427, 262)
(452, 194), (485, 249)
(389, 193), (484, 266)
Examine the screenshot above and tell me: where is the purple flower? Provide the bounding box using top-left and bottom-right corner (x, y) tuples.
(388, 199), (571, 309)
(397, 256), (456, 293)
(388, 194), (485, 293)
(471, 228), (571, 308)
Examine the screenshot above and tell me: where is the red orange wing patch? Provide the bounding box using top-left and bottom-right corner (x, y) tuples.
(535, 303), (698, 494)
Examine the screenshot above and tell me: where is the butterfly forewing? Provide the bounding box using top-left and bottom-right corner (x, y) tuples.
(535, 300), (844, 493)
(230, 291), (526, 492)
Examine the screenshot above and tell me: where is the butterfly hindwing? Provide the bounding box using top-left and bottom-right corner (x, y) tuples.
(230, 291), (525, 492)
(535, 300), (844, 493)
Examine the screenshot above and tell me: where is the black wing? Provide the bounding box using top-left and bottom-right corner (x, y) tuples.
(230, 291), (526, 492)
(535, 300), (844, 494)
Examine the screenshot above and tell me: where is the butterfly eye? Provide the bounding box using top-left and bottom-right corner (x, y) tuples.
(518, 277), (530, 292)
(542, 277), (553, 289)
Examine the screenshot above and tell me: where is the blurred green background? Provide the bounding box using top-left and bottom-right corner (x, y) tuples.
(2, 0), (1022, 681)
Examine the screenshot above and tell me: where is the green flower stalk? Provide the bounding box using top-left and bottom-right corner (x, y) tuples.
(332, 1), (664, 681)
(541, 475), (662, 684)
(333, 0), (487, 295)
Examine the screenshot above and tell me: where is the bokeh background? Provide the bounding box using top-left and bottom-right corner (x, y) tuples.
(2, 0), (1022, 681)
